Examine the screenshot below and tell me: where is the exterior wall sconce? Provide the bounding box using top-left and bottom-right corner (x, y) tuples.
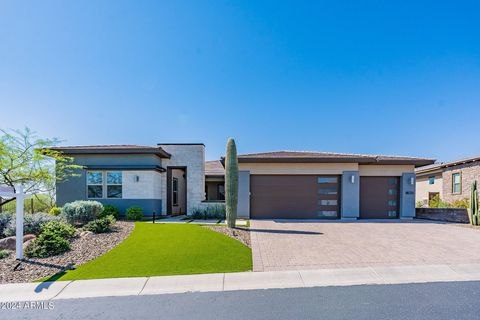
(410, 177), (414, 185)
(350, 175), (355, 184)
(135, 175), (140, 183)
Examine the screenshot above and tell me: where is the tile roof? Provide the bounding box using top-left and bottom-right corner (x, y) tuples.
(236, 150), (435, 167)
(205, 160), (225, 176)
(415, 155), (480, 174)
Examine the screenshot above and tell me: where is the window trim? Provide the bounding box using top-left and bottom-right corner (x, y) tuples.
(452, 172), (462, 194)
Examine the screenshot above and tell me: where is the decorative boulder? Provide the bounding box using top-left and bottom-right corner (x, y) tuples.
(0, 237), (16, 250)
(80, 231), (94, 238)
(0, 235), (37, 250)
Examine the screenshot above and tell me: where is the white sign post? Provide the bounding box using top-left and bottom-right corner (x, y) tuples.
(0, 185), (25, 260)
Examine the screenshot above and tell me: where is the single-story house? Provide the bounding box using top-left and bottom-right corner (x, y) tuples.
(415, 155), (480, 205)
(53, 144), (434, 219)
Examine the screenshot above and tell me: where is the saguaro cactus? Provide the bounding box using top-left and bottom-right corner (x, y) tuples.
(225, 138), (238, 228)
(469, 181), (479, 225)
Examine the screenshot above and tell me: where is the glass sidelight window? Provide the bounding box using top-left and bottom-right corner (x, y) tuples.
(172, 178), (179, 205)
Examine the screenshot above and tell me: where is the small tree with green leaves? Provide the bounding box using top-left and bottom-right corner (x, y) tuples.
(469, 180), (479, 226)
(225, 138), (238, 228)
(0, 128), (81, 209)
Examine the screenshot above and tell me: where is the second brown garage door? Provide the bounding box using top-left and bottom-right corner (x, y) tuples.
(360, 176), (399, 219)
(250, 175), (340, 219)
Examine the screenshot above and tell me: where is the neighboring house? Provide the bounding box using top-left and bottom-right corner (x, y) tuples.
(53, 144), (434, 219)
(205, 160), (225, 202)
(415, 155), (480, 205)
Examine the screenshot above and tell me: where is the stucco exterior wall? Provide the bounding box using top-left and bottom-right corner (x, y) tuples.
(122, 171), (163, 199)
(238, 163), (358, 174)
(358, 165), (415, 176)
(415, 173), (443, 204)
(159, 144), (205, 214)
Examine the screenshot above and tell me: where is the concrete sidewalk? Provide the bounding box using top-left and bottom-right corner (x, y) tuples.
(2, 263), (480, 301)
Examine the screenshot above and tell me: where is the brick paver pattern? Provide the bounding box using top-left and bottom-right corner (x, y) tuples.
(250, 220), (480, 272)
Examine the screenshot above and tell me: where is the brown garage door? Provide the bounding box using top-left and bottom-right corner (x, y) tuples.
(250, 175), (340, 219)
(360, 177), (399, 219)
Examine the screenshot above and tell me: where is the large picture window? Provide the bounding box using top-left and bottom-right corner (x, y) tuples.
(87, 171), (123, 199)
(87, 171), (103, 198)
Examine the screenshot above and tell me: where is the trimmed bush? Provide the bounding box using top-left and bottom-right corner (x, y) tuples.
(0, 249), (8, 259)
(61, 200), (103, 226)
(100, 205), (120, 219)
(41, 220), (76, 239)
(48, 207), (62, 216)
(0, 212), (13, 238)
(126, 207), (143, 221)
(4, 213), (61, 237)
(191, 204), (226, 220)
(25, 233), (71, 258)
(84, 215), (116, 234)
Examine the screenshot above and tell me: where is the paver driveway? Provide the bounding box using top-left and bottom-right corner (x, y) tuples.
(250, 219), (480, 271)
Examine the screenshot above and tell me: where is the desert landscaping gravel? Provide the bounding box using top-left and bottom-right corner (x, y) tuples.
(203, 226), (250, 247)
(0, 221), (134, 284)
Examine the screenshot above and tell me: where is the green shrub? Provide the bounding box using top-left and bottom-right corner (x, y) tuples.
(100, 205), (120, 219)
(0, 212), (13, 238)
(0, 249), (8, 259)
(451, 198), (469, 209)
(191, 204), (226, 220)
(25, 232), (71, 258)
(4, 213), (61, 237)
(84, 215), (116, 234)
(61, 200), (103, 226)
(41, 220), (76, 239)
(126, 207), (143, 221)
(48, 207), (62, 215)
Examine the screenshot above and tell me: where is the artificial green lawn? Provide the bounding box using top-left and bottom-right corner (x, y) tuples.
(44, 223), (252, 281)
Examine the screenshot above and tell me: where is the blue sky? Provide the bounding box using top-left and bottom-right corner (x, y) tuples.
(1, 1), (479, 161)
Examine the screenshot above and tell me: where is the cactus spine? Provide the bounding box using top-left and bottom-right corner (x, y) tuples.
(470, 180), (479, 226)
(225, 138), (238, 228)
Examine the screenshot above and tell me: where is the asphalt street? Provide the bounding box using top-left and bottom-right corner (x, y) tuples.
(3, 281), (480, 320)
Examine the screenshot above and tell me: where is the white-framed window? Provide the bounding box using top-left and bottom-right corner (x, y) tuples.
(87, 171), (122, 199)
(452, 172), (461, 194)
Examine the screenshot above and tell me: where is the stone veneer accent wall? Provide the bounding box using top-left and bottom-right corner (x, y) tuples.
(158, 144), (206, 214)
(442, 162), (480, 203)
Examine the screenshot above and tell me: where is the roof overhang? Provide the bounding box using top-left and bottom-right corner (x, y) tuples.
(85, 165), (166, 173)
(48, 147), (171, 159)
(227, 157), (434, 167)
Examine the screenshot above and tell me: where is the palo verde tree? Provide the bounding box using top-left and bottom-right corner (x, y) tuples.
(225, 138), (239, 228)
(0, 128), (81, 209)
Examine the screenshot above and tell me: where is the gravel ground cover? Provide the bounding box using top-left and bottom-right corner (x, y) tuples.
(0, 221), (134, 284)
(203, 226), (251, 247)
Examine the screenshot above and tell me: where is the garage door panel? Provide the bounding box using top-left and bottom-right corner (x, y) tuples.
(360, 177), (399, 219)
(250, 175), (340, 219)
